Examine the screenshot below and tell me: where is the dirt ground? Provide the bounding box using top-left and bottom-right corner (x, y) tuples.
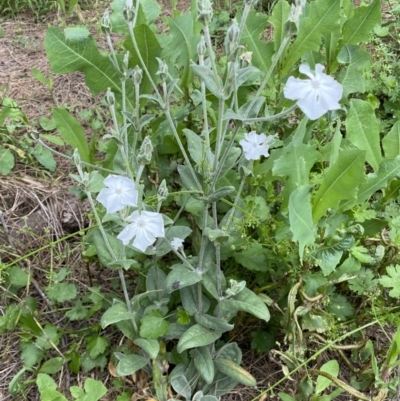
(0, 3), (284, 401)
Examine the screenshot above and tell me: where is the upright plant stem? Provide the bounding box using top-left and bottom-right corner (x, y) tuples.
(86, 192), (138, 335)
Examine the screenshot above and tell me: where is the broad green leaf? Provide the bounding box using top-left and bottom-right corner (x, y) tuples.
(21, 343), (44, 368)
(191, 64), (223, 98)
(312, 148), (365, 222)
(124, 24), (162, 100)
(177, 324), (222, 353)
(8, 266), (29, 287)
(165, 266), (202, 293)
(140, 310), (170, 339)
(345, 99), (381, 171)
(133, 338), (160, 359)
(36, 373), (57, 392)
(269, 0), (291, 52)
(214, 359), (256, 387)
(348, 268), (378, 295)
(47, 283), (77, 303)
(240, 10), (275, 74)
(327, 293), (355, 321)
(191, 347), (214, 384)
(220, 288), (270, 322)
(337, 44), (371, 67)
(379, 265), (400, 298)
(45, 27), (128, 105)
(273, 144), (320, 186)
(52, 108), (90, 163)
(383, 121), (400, 159)
(315, 360), (339, 394)
(194, 313), (234, 332)
(90, 228), (123, 270)
(234, 242), (268, 272)
(356, 157), (400, 204)
(170, 375), (192, 400)
(183, 128), (206, 168)
(39, 357), (64, 374)
(36, 324), (61, 351)
(87, 335), (109, 359)
(32, 145), (57, 172)
(82, 378), (107, 401)
(146, 266), (167, 302)
(289, 185), (315, 262)
(64, 25), (90, 40)
(116, 354), (147, 376)
(101, 303), (135, 329)
(337, 66), (365, 97)
(0, 146), (14, 175)
(314, 244), (343, 276)
(279, 393), (297, 401)
(282, 0), (341, 74)
(341, 0), (381, 46)
(161, 14), (201, 88)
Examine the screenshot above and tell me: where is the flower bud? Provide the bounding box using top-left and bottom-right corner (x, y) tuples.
(225, 19), (240, 56)
(131, 65), (143, 85)
(72, 149), (81, 167)
(122, 51), (130, 75)
(101, 9), (112, 35)
(225, 279), (246, 297)
(156, 58), (168, 82)
(137, 137), (153, 165)
(105, 88), (115, 106)
(197, 36), (207, 58)
(240, 51), (252, 68)
(157, 179), (168, 202)
(197, 0), (213, 24)
(124, 0), (135, 22)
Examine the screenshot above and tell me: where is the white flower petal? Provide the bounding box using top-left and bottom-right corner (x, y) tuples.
(240, 132), (275, 161)
(299, 63), (314, 78)
(96, 175), (138, 214)
(171, 237), (184, 250)
(133, 228), (155, 251)
(284, 63), (343, 120)
(118, 211), (164, 252)
(117, 223), (139, 245)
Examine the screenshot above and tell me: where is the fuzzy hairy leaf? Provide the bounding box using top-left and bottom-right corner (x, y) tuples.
(282, 0), (341, 74)
(45, 27), (128, 103)
(161, 14), (201, 88)
(383, 121), (400, 159)
(345, 99), (381, 171)
(52, 108), (90, 163)
(269, 0), (291, 52)
(356, 157), (400, 204)
(240, 10), (275, 74)
(124, 24), (162, 101)
(289, 185), (315, 262)
(312, 148), (365, 222)
(177, 324), (222, 353)
(341, 0), (381, 45)
(140, 310), (170, 339)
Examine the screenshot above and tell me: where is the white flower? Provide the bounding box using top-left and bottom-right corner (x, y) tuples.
(96, 175), (138, 214)
(239, 131), (276, 161)
(117, 211), (164, 252)
(171, 237), (184, 251)
(283, 63), (343, 120)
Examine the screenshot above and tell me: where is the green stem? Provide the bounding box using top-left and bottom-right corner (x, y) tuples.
(164, 109), (202, 191)
(86, 191), (139, 335)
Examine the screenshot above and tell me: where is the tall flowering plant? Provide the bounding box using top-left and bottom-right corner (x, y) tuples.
(43, 0), (395, 399)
